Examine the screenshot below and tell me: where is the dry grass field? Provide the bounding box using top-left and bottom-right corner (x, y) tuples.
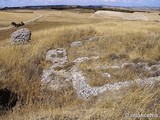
(0, 10), (36, 28)
(0, 9), (160, 120)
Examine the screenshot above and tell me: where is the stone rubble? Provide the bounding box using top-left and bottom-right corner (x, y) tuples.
(87, 36), (99, 41)
(70, 41), (82, 47)
(42, 48), (72, 90)
(99, 62), (160, 77)
(42, 47), (160, 100)
(73, 57), (90, 64)
(71, 64), (160, 99)
(71, 56), (160, 100)
(101, 73), (112, 78)
(70, 36), (99, 48)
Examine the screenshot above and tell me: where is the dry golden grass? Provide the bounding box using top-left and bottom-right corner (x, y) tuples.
(0, 10), (36, 27)
(0, 9), (159, 119)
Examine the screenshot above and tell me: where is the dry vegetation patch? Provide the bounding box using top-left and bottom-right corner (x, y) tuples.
(0, 10), (159, 119)
(0, 10), (36, 27)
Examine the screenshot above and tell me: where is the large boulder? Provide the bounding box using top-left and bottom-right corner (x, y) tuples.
(11, 28), (31, 44)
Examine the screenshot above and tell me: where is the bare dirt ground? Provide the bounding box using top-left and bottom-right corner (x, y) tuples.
(95, 10), (160, 21)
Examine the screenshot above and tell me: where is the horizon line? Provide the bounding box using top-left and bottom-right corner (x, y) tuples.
(1, 4), (160, 8)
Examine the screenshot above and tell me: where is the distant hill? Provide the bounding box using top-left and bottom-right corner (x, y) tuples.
(1, 5), (160, 12)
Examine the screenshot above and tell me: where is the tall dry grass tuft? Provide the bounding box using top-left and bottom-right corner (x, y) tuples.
(94, 86), (160, 120)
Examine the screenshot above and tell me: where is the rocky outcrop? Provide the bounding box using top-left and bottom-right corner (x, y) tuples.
(11, 28), (31, 44)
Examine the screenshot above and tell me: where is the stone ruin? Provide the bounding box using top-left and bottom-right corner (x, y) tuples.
(42, 47), (160, 100)
(42, 48), (72, 90)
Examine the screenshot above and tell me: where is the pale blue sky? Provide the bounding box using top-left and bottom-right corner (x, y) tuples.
(0, 0), (160, 7)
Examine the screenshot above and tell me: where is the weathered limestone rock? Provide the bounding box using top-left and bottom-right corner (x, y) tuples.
(71, 64), (160, 100)
(71, 57), (160, 100)
(102, 73), (112, 78)
(70, 41), (82, 47)
(11, 28), (31, 44)
(46, 48), (68, 68)
(88, 36), (99, 41)
(42, 48), (72, 90)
